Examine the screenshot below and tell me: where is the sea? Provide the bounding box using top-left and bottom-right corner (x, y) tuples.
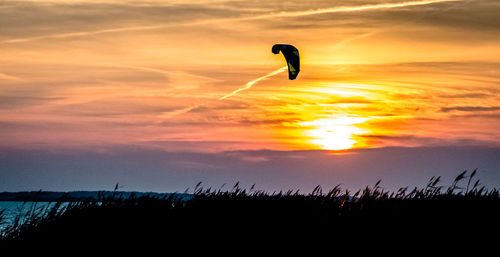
(0, 201), (69, 231)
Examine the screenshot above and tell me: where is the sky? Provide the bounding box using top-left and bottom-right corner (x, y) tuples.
(1, 0), (500, 192)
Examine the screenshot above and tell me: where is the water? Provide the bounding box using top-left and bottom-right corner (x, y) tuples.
(0, 201), (67, 231)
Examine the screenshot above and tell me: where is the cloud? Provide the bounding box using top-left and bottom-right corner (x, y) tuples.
(0, 1), (242, 41)
(441, 106), (500, 112)
(160, 66), (286, 119)
(359, 134), (498, 147)
(57, 99), (176, 117)
(0, 72), (22, 81)
(438, 93), (491, 99)
(243, 0), (462, 20)
(0, 0), (464, 44)
(0, 95), (64, 109)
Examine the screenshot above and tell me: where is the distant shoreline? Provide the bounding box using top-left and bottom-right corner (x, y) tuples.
(0, 191), (190, 202)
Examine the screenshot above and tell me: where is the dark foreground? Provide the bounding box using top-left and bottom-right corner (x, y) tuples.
(1, 171), (499, 247)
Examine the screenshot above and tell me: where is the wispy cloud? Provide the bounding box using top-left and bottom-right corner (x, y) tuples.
(0, 24), (170, 44)
(441, 106), (500, 112)
(243, 0), (461, 20)
(0, 72), (22, 81)
(0, 0), (461, 44)
(160, 66), (287, 119)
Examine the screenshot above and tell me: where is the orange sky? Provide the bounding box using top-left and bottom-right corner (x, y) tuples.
(1, 0), (500, 152)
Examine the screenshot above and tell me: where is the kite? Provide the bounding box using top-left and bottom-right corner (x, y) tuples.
(272, 44), (300, 80)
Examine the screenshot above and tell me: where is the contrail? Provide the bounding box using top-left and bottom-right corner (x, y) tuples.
(331, 31), (380, 52)
(160, 102), (208, 119)
(1, 0), (461, 44)
(160, 66), (287, 119)
(243, 0), (461, 20)
(218, 66), (287, 100)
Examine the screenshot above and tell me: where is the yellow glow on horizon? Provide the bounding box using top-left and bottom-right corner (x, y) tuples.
(273, 81), (414, 151)
(298, 117), (370, 150)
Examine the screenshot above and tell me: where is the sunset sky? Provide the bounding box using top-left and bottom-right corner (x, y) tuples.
(1, 0), (500, 192)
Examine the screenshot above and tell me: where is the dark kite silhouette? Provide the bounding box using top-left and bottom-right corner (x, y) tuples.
(272, 44), (300, 80)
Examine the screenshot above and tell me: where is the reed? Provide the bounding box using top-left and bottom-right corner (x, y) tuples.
(1, 170), (498, 242)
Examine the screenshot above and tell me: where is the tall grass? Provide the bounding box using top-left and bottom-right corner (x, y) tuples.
(1, 170), (499, 241)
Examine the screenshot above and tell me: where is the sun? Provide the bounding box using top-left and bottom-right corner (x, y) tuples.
(298, 116), (369, 150)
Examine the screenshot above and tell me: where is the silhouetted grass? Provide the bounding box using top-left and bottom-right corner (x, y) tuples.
(1, 170), (499, 243)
